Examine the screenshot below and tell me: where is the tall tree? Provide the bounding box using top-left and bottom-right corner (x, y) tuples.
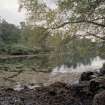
(18, 0), (105, 68)
(0, 20), (21, 44)
(19, 0), (105, 40)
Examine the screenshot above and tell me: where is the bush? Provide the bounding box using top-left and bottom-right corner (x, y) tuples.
(8, 45), (35, 55)
(0, 44), (36, 55)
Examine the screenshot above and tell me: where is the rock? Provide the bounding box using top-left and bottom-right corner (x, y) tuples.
(100, 63), (105, 75)
(79, 71), (95, 83)
(89, 76), (105, 94)
(93, 90), (105, 105)
(89, 80), (99, 94)
(0, 82), (93, 105)
(71, 82), (90, 97)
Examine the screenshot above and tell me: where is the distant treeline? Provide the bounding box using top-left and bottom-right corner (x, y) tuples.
(0, 19), (105, 68)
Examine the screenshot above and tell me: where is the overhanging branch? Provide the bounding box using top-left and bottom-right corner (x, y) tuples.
(52, 20), (105, 29)
(87, 32), (105, 40)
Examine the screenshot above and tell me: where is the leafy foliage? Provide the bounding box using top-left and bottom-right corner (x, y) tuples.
(0, 20), (21, 44)
(0, 0), (105, 72)
(19, 0), (105, 40)
(21, 25), (50, 49)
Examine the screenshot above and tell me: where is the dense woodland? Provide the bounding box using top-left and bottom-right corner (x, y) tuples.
(0, 18), (104, 69)
(0, 1), (105, 105)
(0, 0), (105, 70)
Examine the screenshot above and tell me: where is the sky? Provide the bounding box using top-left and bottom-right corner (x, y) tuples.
(0, 0), (25, 25)
(0, 0), (56, 25)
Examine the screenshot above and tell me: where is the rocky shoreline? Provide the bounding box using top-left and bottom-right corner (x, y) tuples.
(0, 64), (105, 105)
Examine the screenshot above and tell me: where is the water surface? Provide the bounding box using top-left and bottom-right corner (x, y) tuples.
(0, 56), (105, 87)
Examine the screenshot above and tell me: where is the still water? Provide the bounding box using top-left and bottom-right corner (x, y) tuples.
(52, 56), (105, 73)
(0, 56), (105, 87)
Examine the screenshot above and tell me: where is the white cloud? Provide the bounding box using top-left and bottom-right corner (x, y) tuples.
(0, 9), (25, 25)
(0, 0), (18, 9)
(46, 0), (57, 9)
(0, 0), (25, 25)
(0, 0), (57, 25)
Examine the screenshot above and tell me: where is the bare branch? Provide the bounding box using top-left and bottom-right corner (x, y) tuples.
(52, 19), (105, 29)
(87, 32), (105, 40)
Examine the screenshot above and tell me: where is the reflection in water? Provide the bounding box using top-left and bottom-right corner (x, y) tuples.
(52, 56), (105, 74)
(49, 57), (105, 84)
(0, 56), (105, 87)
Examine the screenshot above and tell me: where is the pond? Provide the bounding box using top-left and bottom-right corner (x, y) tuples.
(0, 56), (105, 88)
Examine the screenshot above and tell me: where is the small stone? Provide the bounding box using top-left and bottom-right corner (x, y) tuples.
(100, 63), (105, 75)
(93, 90), (105, 105)
(79, 71), (94, 82)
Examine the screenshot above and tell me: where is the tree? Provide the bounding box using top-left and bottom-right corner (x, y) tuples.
(19, 0), (105, 40)
(0, 20), (21, 44)
(21, 25), (50, 49)
(18, 0), (105, 68)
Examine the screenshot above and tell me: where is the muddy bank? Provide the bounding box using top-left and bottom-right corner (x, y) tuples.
(0, 70), (80, 87)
